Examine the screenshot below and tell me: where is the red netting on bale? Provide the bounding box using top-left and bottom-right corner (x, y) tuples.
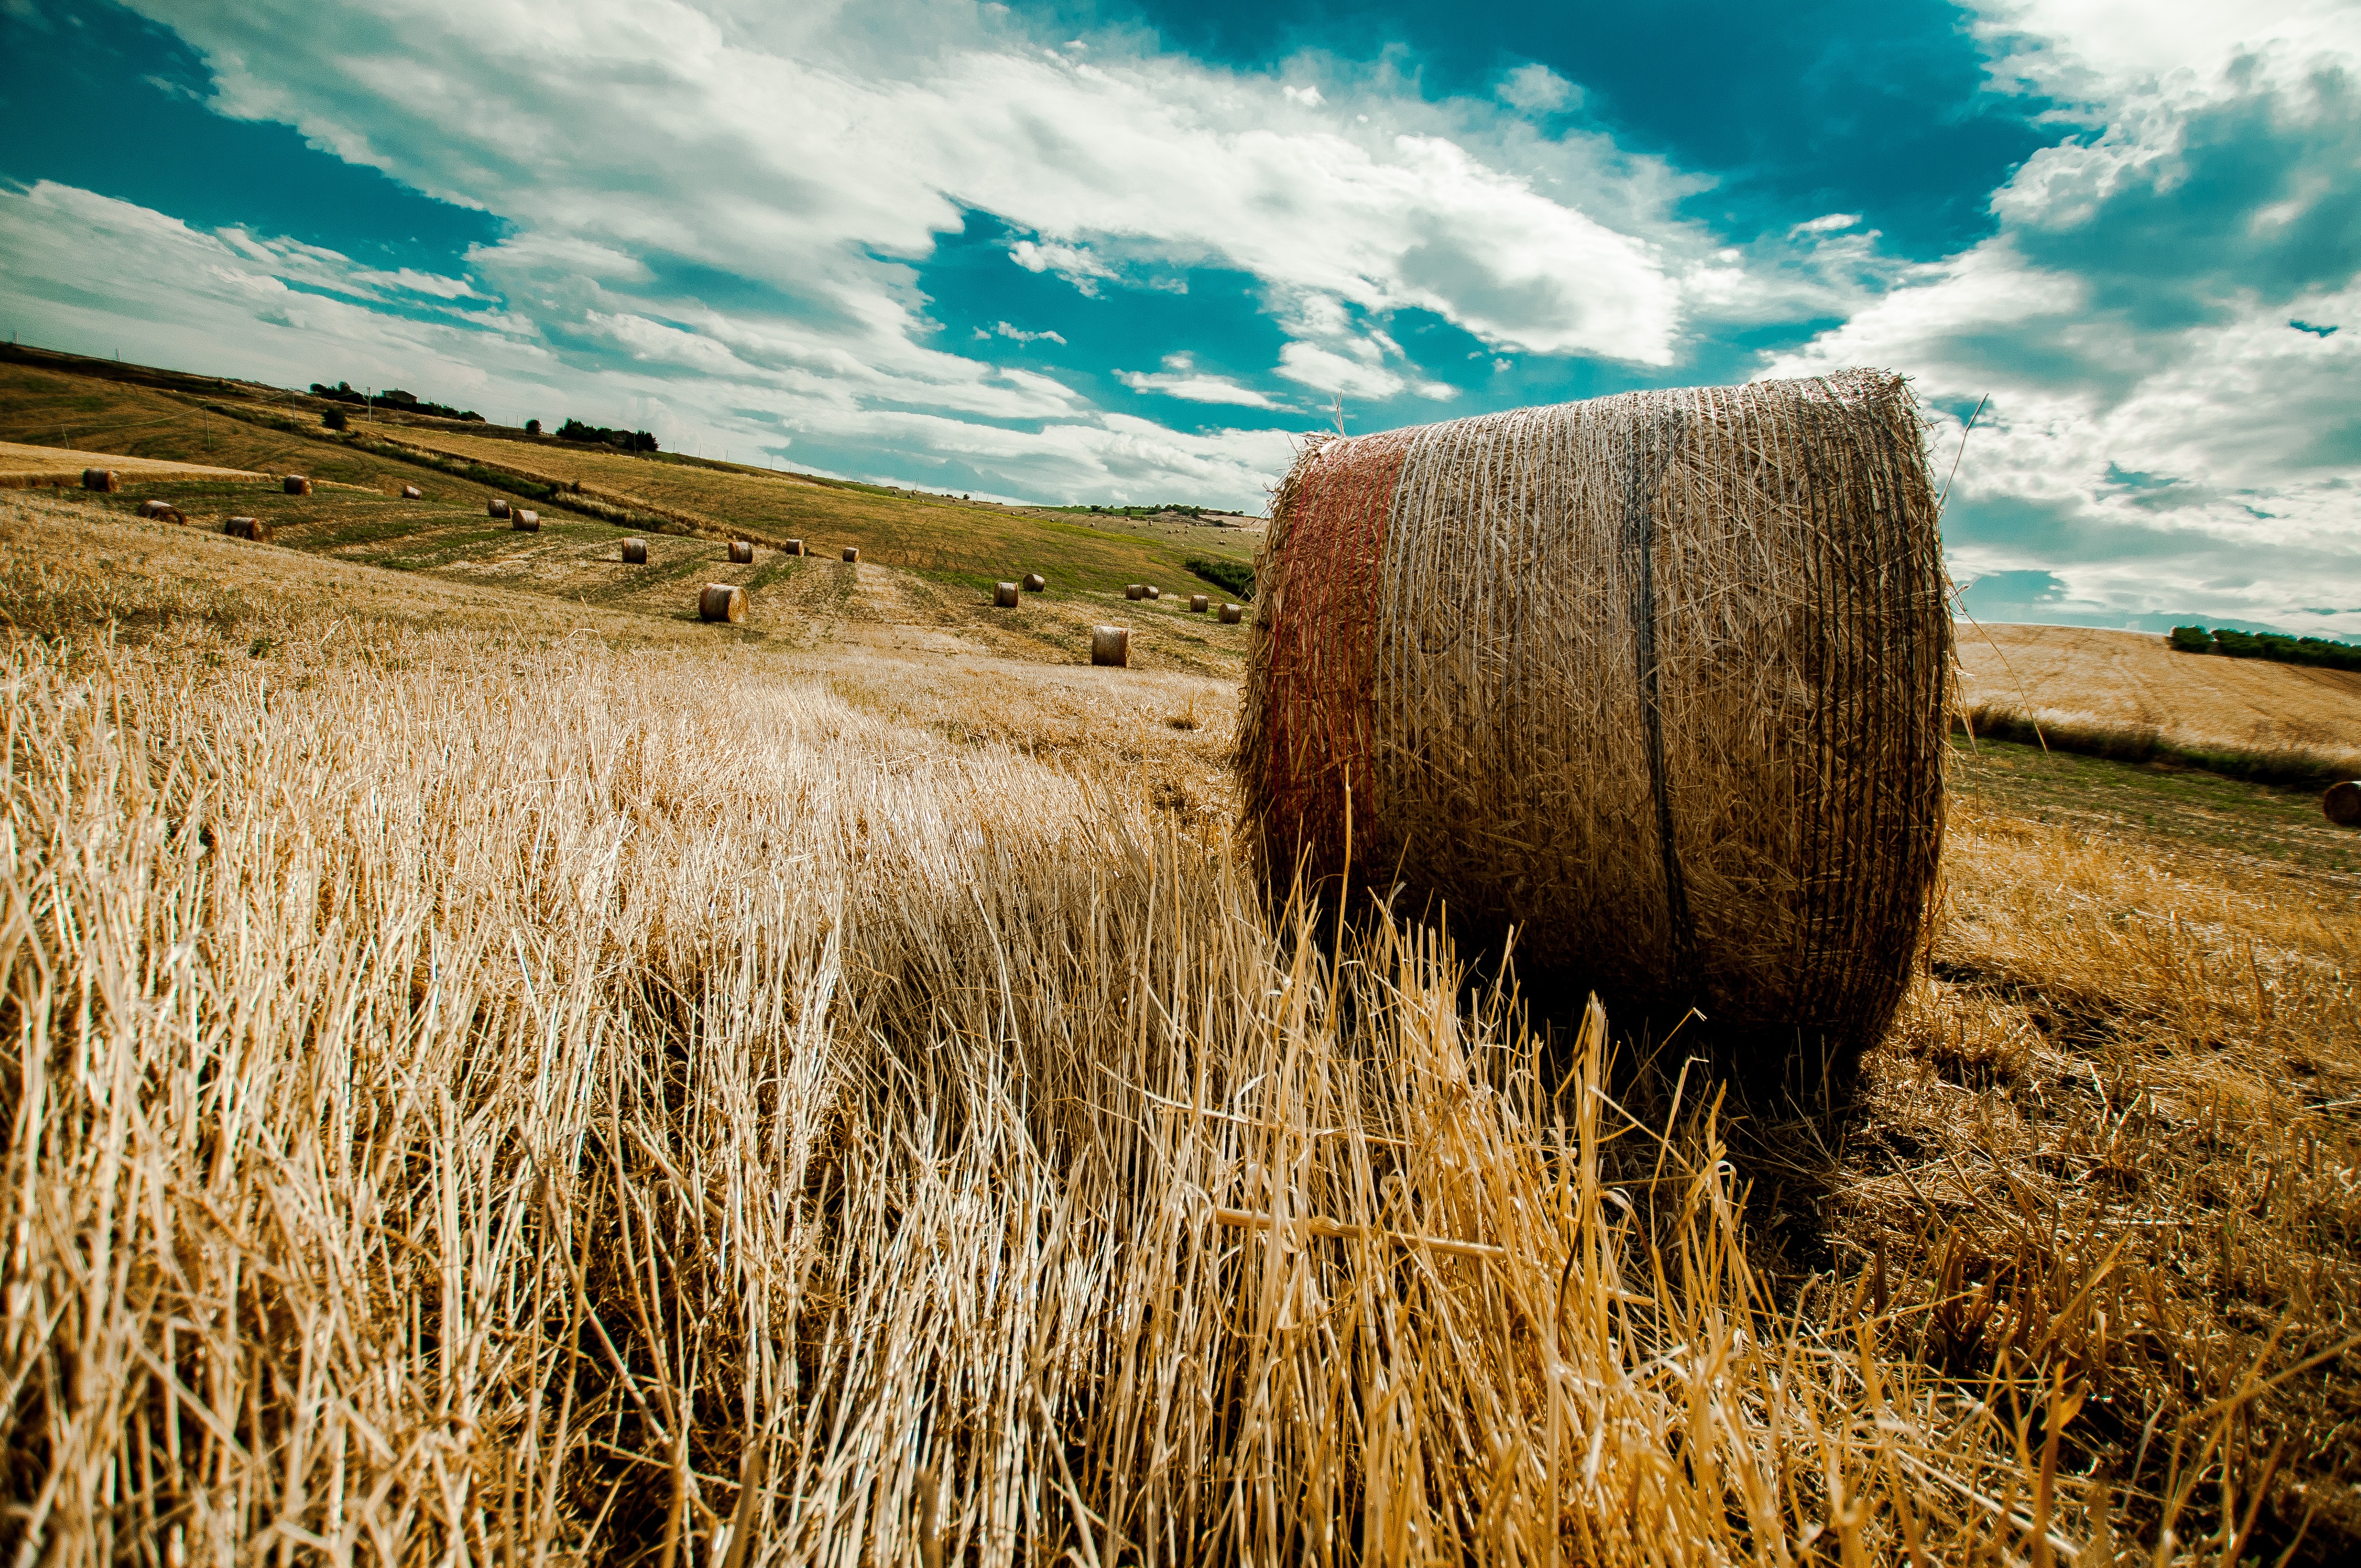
(1237, 428), (1417, 886)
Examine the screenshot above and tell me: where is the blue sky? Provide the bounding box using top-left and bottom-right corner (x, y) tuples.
(1, 0), (2355, 631)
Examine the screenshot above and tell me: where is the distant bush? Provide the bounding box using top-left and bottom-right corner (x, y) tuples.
(310, 380), (482, 422)
(2169, 624), (2361, 671)
(558, 418), (659, 453)
(323, 408), (348, 431)
(525, 418), (542, 436)
(1184, 555), (1254, 600)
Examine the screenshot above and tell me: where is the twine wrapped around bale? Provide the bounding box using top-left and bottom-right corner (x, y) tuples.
(1091, 625), (1130, 667)
(488, 498), (512, 520)
(81, 469), (119, 493)
(222, 516), (269, 542)
(1023, 573), (1046, 591)
(1126, 584), (1145, 601)
(730, 540), (754, 564)
(2326, 781), (2361, 827)
(1220, 602), (1244, 624)
(842, 546), (860, 563)
(1238, 371), (1950, 1061)
(786, 539), (804, 556)
(994, 581), (1019, 607)
(1190, 594), (1210, 612)
(401, 484), (422, 499)
(512, 510), (540, 532)
(699, 584), (746, 623)
(622, 539), (649, 565)
(284, 476), (311, 496)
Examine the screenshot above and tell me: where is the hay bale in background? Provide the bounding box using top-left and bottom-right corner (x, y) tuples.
(699, 584), (746, 623)
(1091, 625), (1130, 667)
(1238, 371), (1949, 1062)
(222, 516), (269, 542)
(994, 581), (1019, 607)
(842, 546), (860, 563)
(283, 475), (311, 496)
(401, 484), (422, 499)
(137, 499), (187, 524)
(622, 538), (649, 564)
(512, 510), (540, 532)
(786, 539), (804, 556)
(1126, 584), (1145, 601)
(1145, 586), (1161, 600)
(1023, 573), (1047, 592)
(2327, 780), (2361, 827)
(488, 498), (511, 519)
(1190, 594), (1209, 613)
(730, 540), (754, 564)
(81, 469), (119, 493)
(1220, 602), (1243, 624)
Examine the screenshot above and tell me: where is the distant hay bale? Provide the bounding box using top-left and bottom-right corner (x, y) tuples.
(283, 476), (311, 496)
(137, 499), (186, 524)
(730, 540), (754, 564)
(488, 498), (512, 519)
(81, 469), (119, 493)
(401, 484), (422, 499)
(622, 538), (649, 564)
(1145, 586), (1161, 600)
(222, 516), (269, 542)
(1023, 573), (1046, 591)
(995, 581), (1019, 607)
(1238, 371), (1949, 1061)
(699, 584), (747, 623)
(512, 510), (540, 532)
(842, 546), (860, 563)
(1190, 594), (1209, 612)
(1091, 625), (1130, 667)
(785, 539), (804, 556)
(1126, 584), (1145, 601)
(2327, 780), (2361, 827)
(1220, 602), (1243, 624)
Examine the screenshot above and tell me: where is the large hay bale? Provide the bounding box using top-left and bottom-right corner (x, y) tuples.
(1219, 602), (1244, 624)
(1238, 371), (1949, 1060)
(1190, 594), (1210, 613)
(401, 484), (422, 499)
(699, 584), (747, 623)
(81, 469), (119, 493)
(488, 498), (512, 520)
(283, 475), (311, 496)
(730, 540), (754, 564)
(2326, 780), (2361, 827)
(1023, 573), (1046, 592)
(512, 510), (540, 532)
(842, 546), (860, 563)
(222, 516), (270, 541)
(994, 581), (1019, 607)
(1090, 625), (1130, 667)
(622, 538), (649, 564)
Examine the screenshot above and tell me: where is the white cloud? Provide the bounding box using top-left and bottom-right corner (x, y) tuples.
(1496, 64), (1576, 115)
(982, 320), (1067, 345)
(1117, 354), (1282, 407)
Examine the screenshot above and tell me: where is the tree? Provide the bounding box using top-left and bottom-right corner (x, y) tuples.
(526, 418), (542, 436)
(323, 408), (348, 431)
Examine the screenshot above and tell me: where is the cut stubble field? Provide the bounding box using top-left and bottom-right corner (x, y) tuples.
(1, 468), (2358, 1564)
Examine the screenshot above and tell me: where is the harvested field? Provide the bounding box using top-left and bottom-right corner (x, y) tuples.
(0, 439), (264, 488)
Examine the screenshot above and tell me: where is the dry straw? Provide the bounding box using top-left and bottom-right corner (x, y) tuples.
(622, 538), (649, 565)
(283, 475), (311, 496)
(1239, 371), (1950, 1059)
(699, 583), (747, 623)
(1091, 625), (1130, 666)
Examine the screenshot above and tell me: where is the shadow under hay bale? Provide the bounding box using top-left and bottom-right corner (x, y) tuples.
(622, 538), (649, 564)
(2327, 780), (2361, 827)
(994, 580), (1019, 607)
(699, 584), (746, 623)
(1023, 572), (1046, 591)
(283, 475), (311, 496)
(81, 469), (119, 493)
(1091, 625), (1129, 667)
(222, 516), (269, 542)
(729, 540), (754, 564)
(1238, 371), (1950, 1072)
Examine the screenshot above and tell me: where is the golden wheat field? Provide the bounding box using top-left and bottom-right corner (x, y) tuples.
(3, 487), (2358, 1565)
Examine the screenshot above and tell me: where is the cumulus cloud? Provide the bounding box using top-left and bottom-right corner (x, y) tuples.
(1118, 353), (1285, 408)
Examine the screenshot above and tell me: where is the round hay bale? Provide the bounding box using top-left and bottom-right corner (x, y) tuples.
(1023, 573), (1047, 592)
(1090, 625), (1130, 667)
(81, 469), (119, 493)
(222, 516), (269, 542)
(785, 539), (804, 556)
(488, 498), (512, 519)
(2326, 780), (2361, 827)
(1219, 602), (1244, 624)
(1125, 584), (1145, 601)
(1145, 585), (1161, 600)
(283, 475), (311, 496)
(842, 546), (860, 563)
(401, 484), (422, 499)
(730, 540), (754, 564)
(699, 584), (747, 623)
(994, 580), (1019, 607)
(1238, 371), (1950, 1061)
(622, 538), (649, 564)
(137, 499), (186, 524)
(1190, 594), (1209, 613)
(512, 510), (540, 532)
